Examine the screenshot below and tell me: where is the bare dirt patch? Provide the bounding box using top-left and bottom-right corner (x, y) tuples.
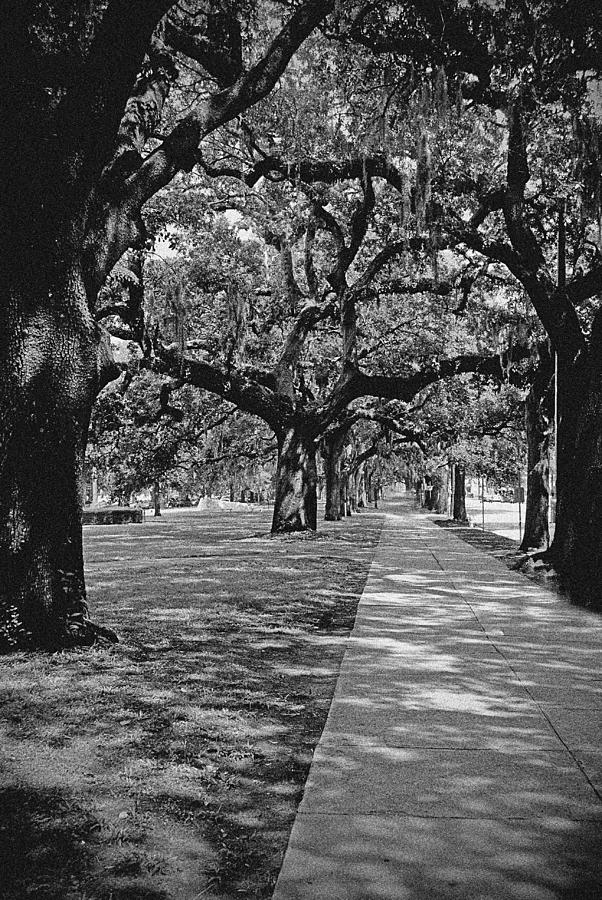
(0, 507), (382, 899)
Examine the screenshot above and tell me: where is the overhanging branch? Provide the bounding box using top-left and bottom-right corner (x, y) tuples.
(157, 344), (282, 430)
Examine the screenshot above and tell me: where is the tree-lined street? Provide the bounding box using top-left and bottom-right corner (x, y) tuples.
(2, 0), (602, 647)
(2, 2), (602, 897)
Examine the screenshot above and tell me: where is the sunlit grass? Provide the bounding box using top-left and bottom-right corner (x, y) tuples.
(0, 507), (382, 900)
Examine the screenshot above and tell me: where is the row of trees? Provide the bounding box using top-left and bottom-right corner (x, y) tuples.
(2, 1), (601, 649)
(88, 361), (523, 528)
(87, 375), (403, 515)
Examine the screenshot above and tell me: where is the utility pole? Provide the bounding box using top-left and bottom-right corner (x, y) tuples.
(481, 475), (485, 532)
(518, 472), (522, 542)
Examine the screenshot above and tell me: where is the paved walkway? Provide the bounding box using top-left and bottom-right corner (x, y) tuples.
(273, 501), (602, 900)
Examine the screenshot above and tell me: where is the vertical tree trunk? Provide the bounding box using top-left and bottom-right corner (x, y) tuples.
(0, 3), (149, 649)
(340, 475), (351, 517)
(521, 355), (553, 550)
(322, 427), (349, 522)
(0, 265), (106, 650)
(153, 480), (162, 517)
(550, 331), (602, 606)
(271, 424), (318, 533)
(453, 465), (469, 524)
(348, 474), (357, 512)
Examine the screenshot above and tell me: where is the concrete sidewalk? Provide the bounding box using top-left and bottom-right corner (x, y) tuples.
(272, 501), (602, 900)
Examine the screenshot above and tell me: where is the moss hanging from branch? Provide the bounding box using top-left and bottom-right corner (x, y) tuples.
(434, 66), (448, 119)
(415, 129), (432, 232)
(225, 282), (247, 363)
(173, 281), (187, 357)
(429, 223), (440, 284)
(455, 81), (463, 117)
(399, 159), (412, 238)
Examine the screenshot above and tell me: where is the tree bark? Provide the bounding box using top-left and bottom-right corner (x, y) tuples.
(550, 328), (602, 606)
(482, 101), (602, 602)
(0, 3), (164, 649)
(521, 355), (553, 550)
(453, 465), (469, 524)
(271, 424), (318, 533)
(0, 261), (111, 650)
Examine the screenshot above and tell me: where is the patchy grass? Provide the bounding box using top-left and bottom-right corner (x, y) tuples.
(0, 507), (382, 899)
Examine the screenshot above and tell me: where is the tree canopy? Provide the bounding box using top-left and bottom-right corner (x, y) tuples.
(3, 0), (602, 649)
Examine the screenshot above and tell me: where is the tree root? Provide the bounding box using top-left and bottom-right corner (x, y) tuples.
(64, 613), (119, 647)
(511, 549), (558, 582)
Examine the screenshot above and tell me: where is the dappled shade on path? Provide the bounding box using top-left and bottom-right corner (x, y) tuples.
(274, 500), (602, 900)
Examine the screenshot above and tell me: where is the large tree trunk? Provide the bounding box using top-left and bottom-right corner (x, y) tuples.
(0, 261), (110, 650)
(322, 426), (350, 522)
(550, 331), (602, 606)
(0, 7), (157, 648)
(271, 425), (318, 533)
(1, 2), (336, 648)
(521, 355), (553, 551)
(453, 464), (469, 524)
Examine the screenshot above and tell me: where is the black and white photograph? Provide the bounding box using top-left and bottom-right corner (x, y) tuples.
(1, 2), (602, 897)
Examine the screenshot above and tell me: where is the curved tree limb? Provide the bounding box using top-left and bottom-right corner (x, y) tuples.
(126, 0), (336, 209)
(157, 344), (282, 431)
(317, 346), (531, 429)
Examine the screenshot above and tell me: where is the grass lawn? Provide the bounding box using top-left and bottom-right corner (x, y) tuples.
(0, 507), (383, 900)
